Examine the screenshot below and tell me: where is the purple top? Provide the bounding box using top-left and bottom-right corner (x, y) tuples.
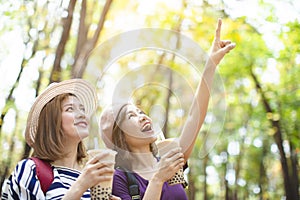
(112, 169), (188, 200)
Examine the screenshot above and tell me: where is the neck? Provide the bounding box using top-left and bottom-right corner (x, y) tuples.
(52, 144), (81, 170)
(52, 155), (81, 170)
(129, 152), (157, 172)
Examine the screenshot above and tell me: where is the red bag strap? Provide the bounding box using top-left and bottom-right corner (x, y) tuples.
(30, 157), (54, 194)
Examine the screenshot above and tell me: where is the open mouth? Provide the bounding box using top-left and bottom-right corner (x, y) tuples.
(141, 122), (152, 132)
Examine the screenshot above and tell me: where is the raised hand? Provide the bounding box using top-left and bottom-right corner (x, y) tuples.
(210, 18), (236, 66)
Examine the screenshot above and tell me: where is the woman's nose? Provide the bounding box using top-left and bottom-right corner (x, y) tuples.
(76, 109), (86, 118)
(139, 114), (147, 122)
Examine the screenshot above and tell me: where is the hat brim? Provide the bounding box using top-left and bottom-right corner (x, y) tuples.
(100, 103), (130, 149)
(25, 79), (97, 147)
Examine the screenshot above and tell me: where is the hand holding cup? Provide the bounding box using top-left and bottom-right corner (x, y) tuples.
(156, 138), (186, 185)
(87, 149), (117, 200)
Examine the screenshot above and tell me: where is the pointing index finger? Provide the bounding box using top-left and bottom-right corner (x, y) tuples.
(215, 18), (222, 42)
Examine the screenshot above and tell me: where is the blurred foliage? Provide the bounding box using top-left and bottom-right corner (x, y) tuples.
(0, 0), (299, 199)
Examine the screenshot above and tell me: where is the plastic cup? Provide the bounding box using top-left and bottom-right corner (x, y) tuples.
(156, 138), (185, 185)
(87, 149), (117, 200)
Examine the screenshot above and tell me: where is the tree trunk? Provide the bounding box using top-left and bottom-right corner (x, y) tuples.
(71, 0), (113, 78)
(187, 164), (196, 200)
(162, 68), (173, 138)
(224, 162), (231, 200)
(0, 4), (41, 135)
(0, 114), (19, 194)
(75, 0), (88, 61)
(259, 139), (268, 200)
(250, 70), (298, 200)
(0, 0), (42, 190)
(0, 66), (22, 135)
(233, 139), (244, 200)
(289, 141), (299, 200)
(162, 3), (184, 137)
(50, 0), (77, 83)
(22, 70), (43, 159)
(203, 154), (209, 200)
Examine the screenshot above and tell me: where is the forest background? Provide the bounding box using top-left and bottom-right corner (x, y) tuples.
(0, 0), (299, 199)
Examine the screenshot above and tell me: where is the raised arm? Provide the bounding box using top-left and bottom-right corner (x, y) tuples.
(179, 18), (236, 161)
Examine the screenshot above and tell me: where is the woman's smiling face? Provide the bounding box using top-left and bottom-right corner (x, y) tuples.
(61, 95), (89, 141)
(119, 104), (157, 149)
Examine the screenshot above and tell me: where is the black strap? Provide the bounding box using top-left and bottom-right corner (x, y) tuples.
(118, 167), (140, 200)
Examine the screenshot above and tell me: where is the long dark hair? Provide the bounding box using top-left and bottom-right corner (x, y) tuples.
(111, 104), (158, 170)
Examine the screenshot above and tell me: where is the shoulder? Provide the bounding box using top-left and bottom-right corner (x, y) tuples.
(113, 168), (145, 189)
(2, 159), (44, 199)
(16, 158), (35, 166)
(112, 168), (133, 199)
(113, 168), (127, 182)
(113, 168), (136, 190)
(13, 158), (37, 177)
(10, 158), (38, 185)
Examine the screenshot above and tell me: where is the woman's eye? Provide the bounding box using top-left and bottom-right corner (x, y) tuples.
(139, 111), (145, 115)
(128, 114), (134, 119)
(66, 107), (73, 112)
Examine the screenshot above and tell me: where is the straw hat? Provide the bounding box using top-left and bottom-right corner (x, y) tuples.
(25, 79), (98, 147)
(99, 103), (130, 149)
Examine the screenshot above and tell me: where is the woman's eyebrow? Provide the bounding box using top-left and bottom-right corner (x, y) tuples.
(137, 109), (145, 114)
(62, 103), (74, 107)
(62, 103), (84, 108)
(126, 110), (134, 114)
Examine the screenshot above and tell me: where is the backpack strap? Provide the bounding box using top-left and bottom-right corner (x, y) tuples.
(30, 157), (54, 194)
(118, 167), (140, 200)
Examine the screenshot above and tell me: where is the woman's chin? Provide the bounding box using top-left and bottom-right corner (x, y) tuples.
(78, 132), (89, 140)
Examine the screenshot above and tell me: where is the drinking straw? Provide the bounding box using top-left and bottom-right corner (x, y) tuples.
(159, 130), (165, 140)
(153, 122), (165, 140)
(94, 137), (99, 149)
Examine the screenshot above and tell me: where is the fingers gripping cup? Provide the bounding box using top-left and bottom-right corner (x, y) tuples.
(156, 138), (185, 185)
(87, 149), (117, 200)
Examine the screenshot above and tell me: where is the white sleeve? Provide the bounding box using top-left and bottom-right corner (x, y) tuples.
(1, 159), (45, 199)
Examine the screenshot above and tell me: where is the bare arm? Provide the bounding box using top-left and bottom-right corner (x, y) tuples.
(179, 18), (236, 161)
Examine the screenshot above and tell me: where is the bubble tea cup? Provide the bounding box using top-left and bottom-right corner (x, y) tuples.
(87, 149), (117, 200)
(156, 138), (185, 185)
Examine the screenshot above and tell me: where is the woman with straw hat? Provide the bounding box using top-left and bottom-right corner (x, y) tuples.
(2, 79), (120, 199)
(99, 19), (236, 200)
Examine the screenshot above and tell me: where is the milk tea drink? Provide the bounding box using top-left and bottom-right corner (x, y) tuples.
(156, 138), (185, 185)
(87, 149), (117, 200)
